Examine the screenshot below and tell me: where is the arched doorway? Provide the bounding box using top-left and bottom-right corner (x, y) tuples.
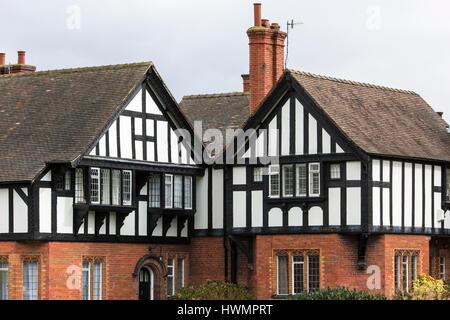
(133, 253), (167, 300)
(139, 267), (154, 300)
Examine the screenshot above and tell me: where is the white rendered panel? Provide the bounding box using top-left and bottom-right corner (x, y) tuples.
(170, 129), (179, 164)
(346, 187), (361, 225)
(140, 183), (148, 196)
(281, 100), (290, 156)
(135, 118), (143, 136)
(194, 173), (208, 229)
(146, 119), (154, 136)
(288, 207), (302, 227)
(268, 116), (278, 157)
(39, 188), (52, 233)
(322, 129), (331, 154)
(268, 207), (283, 227)
(109, 212), (116, 235)
(404, 163), (413, 227)
(392, 161), (402, 227)
(382, 188), (390, 226)
(152, 216), (163, 236)
(156, 121), (169, 162)
(382, 160), (390, 182)
(233, 191), (247, 228)
(99, 135), (106, 157)
(135, 141), (143, 161)
(166, 216), (177, 237)
(146, 90), (162, 115)
(308, 206), (323, 226)
(109, 120), (118, 158)
(212, 169), (224, 229)
(328, 188), (341, 226)
(372, 159), (381, 182)
(414, 164), (423, 228)
(233, 167), (246, 185)
(147, 141), (155, 161)
(99, 218), (106, 235)
(138, 201), (147, 236)
(295, 99), (304, 155)
(13, 190), (27, 233)
(434, 166), (442, 187)
(251, 190), (263, 227)
(41, 171), (52, 182)
(336, 144), (344, 153)
(88, 211), (95, 234)
(435, 192), (444, 228)
(125, 89), (142, 112)
(121, 211), (135, 236)
(120, 116), (133, 159)
(181, 218), (188, 237)
(372, 187), (381, 226)
(308, 114), (317, 154)
(346, 161), (361, 180)
(0, 189), (9, 233)
(424, 165), (432, 228)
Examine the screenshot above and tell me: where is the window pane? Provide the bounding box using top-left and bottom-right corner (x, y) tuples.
(292, 256), (304, 294)
(174, 176), (183, 208)
(411, 256), (418, 284)
(122, 171), (132, 205)
(65, 170), (71, 190)
(184, 177), (192, 210)
(90, 168), (100, 204)
(309, 163), (320, 196)
(277, 256), (288, 295)
(269, 165), (280, 197)
(112, 170), (121, 205)
(296, 164), (307, 196)
(283, 165), (294, 197)
(254, 167), (263, 182)
(308, 255), (320, 291)
(23, 261), (38, 300)
(82, 262), (90, 300)
(165, 175), (173, 208)
(440, 257), (445, 280)
(394, 255), (401, 289)
(0, 262), (8, 300)
(177, 259), (184, 292)
(93, 262), (102, 300)
(149, 174), (160, 208)
(167, 259), (174, 297)
(101, 169), (110, 205)
(402, 256), (409, 292)
(330, 164), (340, 179)
(75, 168), (85, 203)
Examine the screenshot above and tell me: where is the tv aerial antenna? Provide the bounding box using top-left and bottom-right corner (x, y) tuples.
(285, 19), (303, 69)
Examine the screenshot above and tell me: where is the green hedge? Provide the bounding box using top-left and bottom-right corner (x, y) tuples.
(288, 287), (386, 300)
(170, 280), (254, 300)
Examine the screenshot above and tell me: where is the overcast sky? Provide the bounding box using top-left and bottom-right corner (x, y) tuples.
(1, 0), (449, 123)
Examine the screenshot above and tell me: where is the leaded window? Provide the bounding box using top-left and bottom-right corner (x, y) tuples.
(167, 258), (174, 297)
(90, 168), (100, 204)
(174, 175), (183, 208)
(82, 258), (104, 300)
(122, 170), (132, 206)
(23, 261), (38, 300)
(292, 256), (304, 294)
(149, 174), (160, 208)
(296, 164), (307, 196)
(394, 251), (419, 292)
(184, 176), (192, 210)
(254, 167), (263, 182)
(277, 255), (289, 295)
(330, 164), (340, 179)
(283, 165), (294, 197)
(101, 169), (110, 205)
(0, 260), (7, 300)
(307, 255), (320, 291)
(75, 168), (85, 203)
(112, 170), (121, 205)
(82, 261), (90, 300)
(65, 170), (71, 190)
(165, 174), (173, 208)
(309, 163), (320, 196)
(93, 262), (102, 300)
(269, 165), (280, 198)
(177, 258), (184, 292)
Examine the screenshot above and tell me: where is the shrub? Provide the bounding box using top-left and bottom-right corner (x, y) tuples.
(288, 287), (386, 300)
(170, 280), (254, 300)
(393, 274), (449, 300)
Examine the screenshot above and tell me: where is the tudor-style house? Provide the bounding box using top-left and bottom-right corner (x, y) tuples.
(0, 3), (449, 300)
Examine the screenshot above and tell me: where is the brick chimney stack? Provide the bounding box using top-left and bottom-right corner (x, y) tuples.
(0, 51), (36, 75)
(246, 3), (287, 114)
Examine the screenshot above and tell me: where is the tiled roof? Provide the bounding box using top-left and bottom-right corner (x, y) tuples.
(0, 62), (152, 182)
(288, 69), (450, 162)
(179, 92), (250, 144)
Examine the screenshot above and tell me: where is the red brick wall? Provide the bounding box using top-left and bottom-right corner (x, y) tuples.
(188, 237), (225, 284)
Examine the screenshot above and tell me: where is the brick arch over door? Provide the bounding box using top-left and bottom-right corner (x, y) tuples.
(132, 253), (168, 300)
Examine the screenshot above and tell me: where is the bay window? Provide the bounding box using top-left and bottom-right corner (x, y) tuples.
(149, 174), (193, 210)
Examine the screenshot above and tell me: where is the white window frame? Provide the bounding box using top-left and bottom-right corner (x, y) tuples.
(167, 258), (174, 297)
(184, 176), (192, 210)
(165, 174), (173, 208)
(269, 165), (280, 198)
(177, 258), (185, 291)
(90, 168), (100, 204)
(282, 165), (294, 197)
(402, 255), (409, 292)
(308, 163), (320, 197)
(122, 170), (132, 206)
(82, 261), (90, 300)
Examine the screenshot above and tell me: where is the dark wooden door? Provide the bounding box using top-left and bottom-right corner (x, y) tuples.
(139, 268), (151, 300)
